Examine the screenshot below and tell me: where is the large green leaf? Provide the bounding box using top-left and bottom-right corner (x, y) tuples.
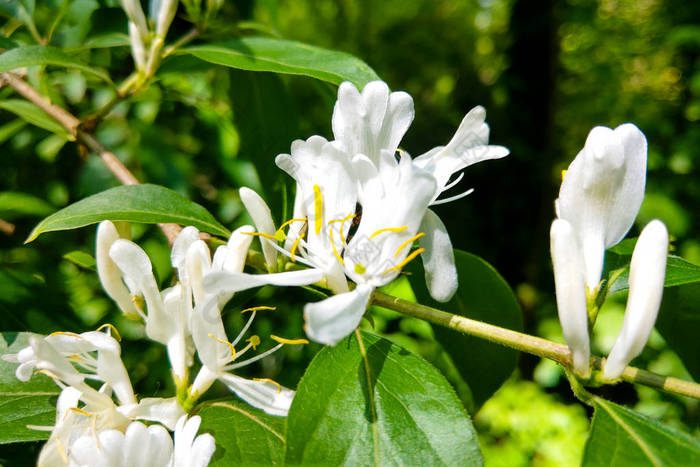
(0, 191), (54, 219)
(285, 331), (483, 466)
(0, 45), (111, 82)
(655, 283), (700, 380)
(178, 37), (380, 88)
(0, 332), (59, 444)
(407, 249), (523, 410)
(197, 399), (285, 466)
(0, 99), (72, 138)
(26, 184), (230, 242)
(607, 254), (700, 294)
(583, 398), (700, 466)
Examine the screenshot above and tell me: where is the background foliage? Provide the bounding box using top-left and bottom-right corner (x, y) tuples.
(0, 0), (698, 465)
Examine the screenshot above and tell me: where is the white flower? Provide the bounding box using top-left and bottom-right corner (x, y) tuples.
(172, 415), (216, 467)
(555, 124), (647, 292)
(603, 220), (668, 380)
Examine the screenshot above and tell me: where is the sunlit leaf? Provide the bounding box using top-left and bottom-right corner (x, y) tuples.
(0, 191), (54, 219)
(0, 46), (111, 83)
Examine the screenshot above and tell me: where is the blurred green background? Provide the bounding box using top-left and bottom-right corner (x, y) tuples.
(1, 0), (699, 465)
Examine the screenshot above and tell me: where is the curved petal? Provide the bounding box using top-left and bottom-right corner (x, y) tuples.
(96, 221), (139, 318)
(239, 187), (278, 269)
(304, 284), (373, 346)
(219, 373), (295, 417)
(418, 209), (457, 302)
(123, 397), (186, 431)
(203, 269), (324, 296)
(173, 415), (215, 467)
(603, 220), (667, 380)
(550, 219), (590, 377)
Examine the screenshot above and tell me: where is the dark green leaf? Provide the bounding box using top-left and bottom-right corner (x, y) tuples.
(0, 332), (59, 444)
(406, 249), (523, 410)
(655, 283), (700, 380)
(0, 46), (111, 82)
(285, 331), (483, 466)
(178, 37), (380, 88)
(197, 399), (285, 466)
(74, 33), (130, 50)
(0, 100), (72, 138)
(0, 191), (54, 219)
(583, 398), (700, 466)
(26, 184), (230, 242)
(0, 37), (18, 50)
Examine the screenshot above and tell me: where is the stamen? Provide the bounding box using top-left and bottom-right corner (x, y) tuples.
(241, 306), (276, 313)
(328, 228), (344, 265)
(328, 212), (357, 246)
(395, 232), (426, 257)
(442, 172), (465, 192)
(278, 217), (307, 231)
(48, 331), (85, 340)
(96, 323), (121, 341)
(369, 226), (407, 239)
(561, 169), (567, 181)
(56, 437), (69, 465)
(253, 377), (282, 393)
(208, 334), (236, 361)
(246, 335), (261, 350)
(65, 407), (92, 420)
(432, 188), (474, 206)
(241, 231), (279, 241)
(91, 416), (101, 452)
(313, 184), (323, 235)
(290, 237), (302, 262)
(225, 343), (284, 371)
(355, 263), (366, 274)
(270, 335), (309, 345)
(382, 248), (426, 275)
(231, 311), (257, 347)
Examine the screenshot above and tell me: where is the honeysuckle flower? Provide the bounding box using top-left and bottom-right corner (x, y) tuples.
(332, 80), (509, 303)
(603, 220), (668, 380)
(239, 188), (279, 270)
(172, 415), (216, 467)
(555, 123), (647, 293)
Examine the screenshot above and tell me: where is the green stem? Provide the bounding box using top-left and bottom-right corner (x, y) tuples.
(370, 290), (700, 400)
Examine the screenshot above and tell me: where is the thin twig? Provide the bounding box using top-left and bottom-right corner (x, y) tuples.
(371, 290), (700, 400)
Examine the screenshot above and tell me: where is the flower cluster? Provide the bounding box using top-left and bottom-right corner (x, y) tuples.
(550, 124), (668, 380)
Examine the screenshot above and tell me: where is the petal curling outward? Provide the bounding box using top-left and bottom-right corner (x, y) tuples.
(218, 374), (295, 417)
(418, 209), (457, 302)
(303, 284), (373, 346)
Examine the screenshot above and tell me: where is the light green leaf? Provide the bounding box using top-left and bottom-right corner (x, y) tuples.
(407, 249), (523, 410)
(197, 399), (285, 466)
(73, 33), (131, 50)
(285, 331), (483, 466)
(0, 99), (71, 138)
(63, 251), (96, 270)
(178, 37), (380, 88)
(0, 332), (59, 444)
(583, 398), (700, 466)
(0, 119), (27, 144)
(0, 45), (111, 83)
(26, 184), (230, 242)
(0, 191), (54, 219)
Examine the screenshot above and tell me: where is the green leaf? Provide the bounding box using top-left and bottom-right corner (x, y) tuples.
(0, 332), (59, 444)
(655, 283), (700, 380)
(0, 119), (26, 144)
(26, 184), (230, 242)
(0, 191), (54, 219)
(607, 253), (700, 294)
(285, 331), (483, 466)
(178, 37), (380, 88)
(406, 249), (523, 410)
(583, 398), (700, 466)
(74, 33), (130, 50)
(197, 399), (285, 466)
(63, 250), (96, 270)
(0, 45), (111, 83)
(0, 99), (72, 138)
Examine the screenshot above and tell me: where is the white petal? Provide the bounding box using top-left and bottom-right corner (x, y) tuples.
(304, 285), (373, 346)
(223, 225), (255, 273)
(603, 220), (667, 380)
(96, 348), (135, 406)
(203, 269), (324, 296)
(123, 397), (185, 430)
(173, 415), (216, 467)
(239, 187), (278, 270)
(219, 374), (295, 417)
(418, 209), (457, 302)
(171, 226), (200, 278)
(186, 240), (212, 305)
(96, 221), (139, 318)
(550, 219), (590, 377)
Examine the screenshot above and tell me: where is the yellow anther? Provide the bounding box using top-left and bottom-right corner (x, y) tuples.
(66, 407), (92, 419)
(328, 212), (357, 246)
(253, 378), (282, 393)
(49, 331), (84, 340)
(395, 232), (426, 257)
(274, 229), (286, 242)
(270, 335), (309, 345)
(278, 217), (307, 231)
(561, 169), (567, 181)
(96, 323), (121, 341)
(208, 334), (236, 360)
(241, 231), (279, 241)
(241, 306), (276, 313)
(36, 369), (61, 380)
(290, 237), (302, 262)
(246, 335), (261, 350)
(355, 263), (366, 274)
(382, 248), (425, 275)
(369, 226), (407, 239)
(68, 355), (82, 361)
(328, 228), (344, 265)
(313, 184), (323, 235)
(132, 294), (145, 311)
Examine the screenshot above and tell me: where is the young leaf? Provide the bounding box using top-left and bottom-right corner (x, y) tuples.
(285, 331), (483, 466)
(177, 37), (380, 88)
(26, 184), (230, 242)
(197, 400), (285, 466)
(406, 249), (524, 411)
(0, 332), (59, 444)
(0, 100), (72, 139)
(0, 46), (111, 83)
(583, 398), (700, 466)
